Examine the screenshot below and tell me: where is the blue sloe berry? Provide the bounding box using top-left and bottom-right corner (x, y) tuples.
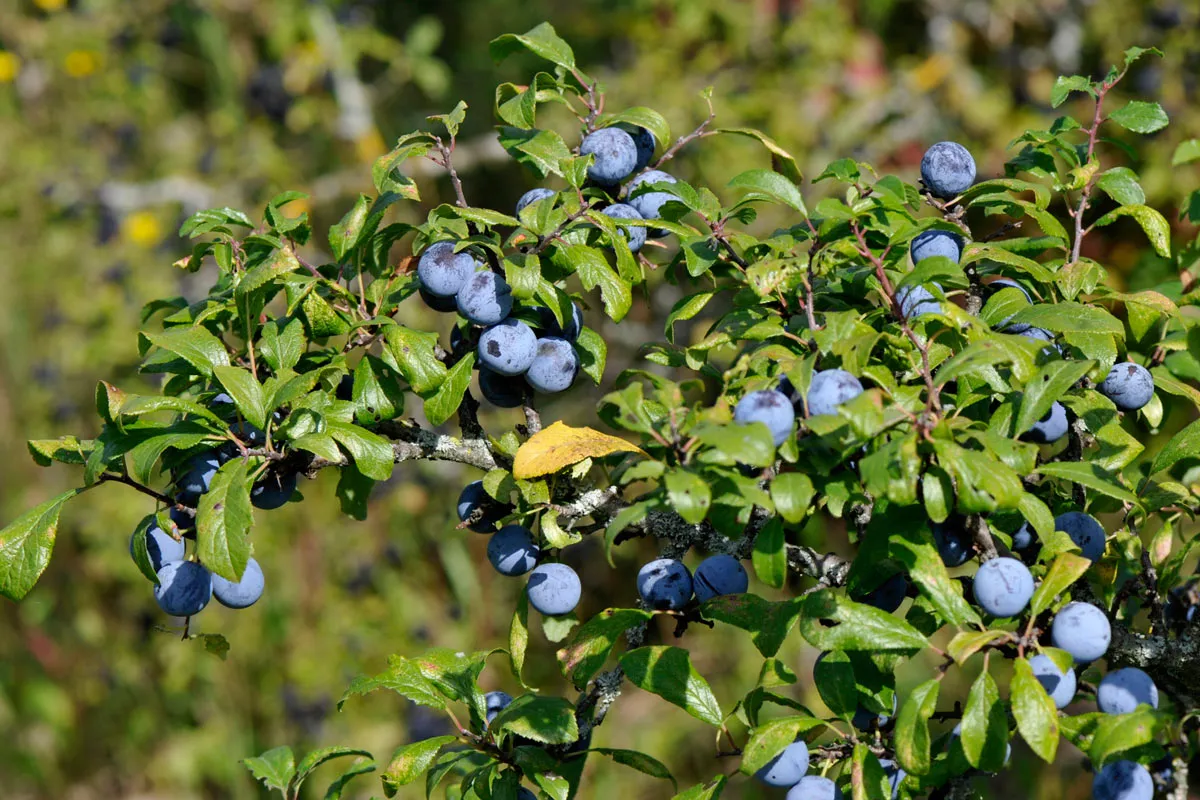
(1025, 401), (1068, 444)
(693, 554), (749, 602)
(755, 740), (809, 787)
(628, 126), (656, 171)
(580, 128), (638, 184)
(1051, 601), (1111, 663)
(457, 480), (505, 533)
(1054, 511), (1106, 561)
(857, 573), (908, 613)
(420, 286), (460, 312)
(478, 319), (537, 376)
(479, 367), (527, 408)
(910, 230), (963, 263)
(1097, 667), (1159, 714)
(1099, 362), (1155, 411)
(176, 452), (221, 506)
(786, 775), (843, 800)
(933, 520), (973, 567)
(1092, 760), (1154, 800)
(897, 284), (941, 320)
(457, 271), (513, 326)
(878, 758), (907, 799)
(637, 558), (694, 610)
(525, 337), (579, 394)
(417, 241), (478, 298)
(1012, 521), (1036, 553)
(536, 303), (584, 341)
(972, 557), (1034, 617)
(734, 389), (796, 446)
(516, 188), (555, 216)
(852, 695), (896, 731)
(806, 369), (864, 417)
(487, 525), (540, 577)
(601, 203), (647, 253)
(989, 277), (1032, 301)
(131, 521), (185, 573)
(517, 789), (537, 800)
(484, 690), (512, 725)
(526, 563), (582, 616)
(251, 470), (297, 510)
(1028, 654), (1077, 709)
(154, 560), (213, 616)
(211, 557), (265, 609)
(920, 141), (976, 199)
(627, 169), (678, 225)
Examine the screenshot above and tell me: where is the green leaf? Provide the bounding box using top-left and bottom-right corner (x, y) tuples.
(894, 678), (939, 775)
(1088, 707), (1164, 767)
(352, 355), (402, 426)
(740, 716), (824, 775)
(0, 489), (79, 602)
(601, 107), (671, 156)
(213, 366), (268, 431)
(141, 327), (231, 377)
(294, 747), (374, 792)
(752, 516), (787, 590)
(510, 591), (531, 687)
(1091, 204), (1171, 258)
(27, 435), (94, 467)
(1172, 139), (1200, 166)
(1012, 658), (1059, 763)
(489, 22), (576, 69)
(700, 594), (803, 658)
(575, 326), (607, 385)
(243, 746), (296, 794)
(561, 244), (632, 322)
(1007, 301), (1125, 336)
(620, 646), (724, 726)
(323, 758), (377, 800)
(1151, 417), (1200, 475)
(556, 608), (653, 689)
(335, 463), (375, 521)
(258, 318), (305, 373)
(491, 694), (579, 744)
(497, 127), (575, 179)
(762, 471), (811, 523)
(300, 291), (351, 338)
(329, 194), (372, 262)
(960, 669), (1008, 771)
(422, 353), (475, 427)
(1108, 100), (1169, 134)
(799, 589), (927, 653)
(237, 246), (302, 299)
(1015, 359), (1093, 437)
(327, 421), (395, 481)
(372, 132), (433, 200)
(693, 423), (776, 469)
(716, 127), (803, 184)
(1094, 167), (1145, 206)
(381, 736), (458, 792)
(383, 326), (446, 394)
(664, 468), (712, 524)
(197, 458), (253, 583)
(888, 524), (981, 627)
(587, 748), (676, 790)
(728, 169), (807, 214)
(665, 292), (716, 344)
(339, 655), (446, 711)
(1050, 75), (1093, 107)
(812, 649), (857, 718)
(1029, 552), (1091, 618)
(1035, 462), (1138, 505)
(671, 776), (727, 800)
(129, 513), (166, 584)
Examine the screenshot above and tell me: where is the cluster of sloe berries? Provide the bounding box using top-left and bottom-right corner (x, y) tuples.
(418, 240), (583, 404)
(133, 394), (290, 616)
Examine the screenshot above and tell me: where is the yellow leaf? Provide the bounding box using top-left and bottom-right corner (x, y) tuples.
(512, 421), (646, 479)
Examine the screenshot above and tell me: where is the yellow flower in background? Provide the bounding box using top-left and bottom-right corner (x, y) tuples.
(121, 211), (162, 247)
(33, 0), (67, 10)
(0, 53), (20, 84)
(64, 50), (101, 79)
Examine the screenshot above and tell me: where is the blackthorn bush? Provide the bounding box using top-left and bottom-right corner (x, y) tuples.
(5, 26), (1199, 800)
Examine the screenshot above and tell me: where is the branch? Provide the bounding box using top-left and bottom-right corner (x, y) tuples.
(1107, 623), (1200, 711)
(1067, 80), (1113, 267)
(304, 419), (499, 475)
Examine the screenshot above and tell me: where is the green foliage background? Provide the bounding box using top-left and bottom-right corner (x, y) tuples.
(1, 1), (1197, 797)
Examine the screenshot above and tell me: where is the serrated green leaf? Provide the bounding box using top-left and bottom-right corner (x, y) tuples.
(0, 489), (80, 601)
(620, 646), (724, 726)
(243, 746), (296, 794)
(1091, 204), (1171, 258)
(141, 327), (231, 377)
(381, 736), (458, 792)
(1108, 100), (1169, 134)
(1012, 658), (1060, 762)
(556, 607), (653, 689)
(799, 589), (927, 653)
(894, 679), (939, 775)
(960, 669), (1008, 771)
(422, 353), (474, 427)
(700, 594), (803, 658)
(752, 516), (787, 590)
(197, 458), (253, 583)
(491, 694), (579, 744)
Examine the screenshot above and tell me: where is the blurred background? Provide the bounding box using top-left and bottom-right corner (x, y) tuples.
(1, 1), (1198, 798)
